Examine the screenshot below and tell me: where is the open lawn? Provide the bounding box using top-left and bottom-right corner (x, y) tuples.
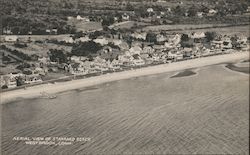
(142, 23), (236, 32)
(3, 43), (72, 57)
(176, 25), (250, 36)
(67, 19), (103, 32)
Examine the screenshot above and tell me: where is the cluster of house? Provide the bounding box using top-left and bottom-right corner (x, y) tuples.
(0, 72), (43, 89)
(60, 31), (249, 75)
(1, 30), (249, 89)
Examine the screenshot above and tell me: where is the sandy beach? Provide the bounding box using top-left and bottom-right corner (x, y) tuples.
(0, 52), (249, 104)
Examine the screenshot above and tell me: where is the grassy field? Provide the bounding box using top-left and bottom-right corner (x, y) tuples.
(67, 19), (103, 32)
(176, 25), (250, 36)
(3, 42), (72, 57)
(110, 21), (150, 30)
(142, 23), (241, 32)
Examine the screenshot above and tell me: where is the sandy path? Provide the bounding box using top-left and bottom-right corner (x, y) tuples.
(0, 52), (249, 104)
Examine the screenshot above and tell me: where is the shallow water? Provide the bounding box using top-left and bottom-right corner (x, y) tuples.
(1, 65), (249, 155)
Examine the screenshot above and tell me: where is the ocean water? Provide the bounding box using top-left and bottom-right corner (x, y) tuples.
(1, 65), (249, 155)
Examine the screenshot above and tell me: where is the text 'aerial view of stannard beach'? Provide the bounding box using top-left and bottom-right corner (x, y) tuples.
(0, 0), (249, 154)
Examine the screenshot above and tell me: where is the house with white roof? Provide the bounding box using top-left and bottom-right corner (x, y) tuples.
(208, 9), (217, 16)
(61, 37), (74, 43)
(191, 32), (206, 39)
(76, 15), (90, 22)
(122, 13), (130, 21)
(94, 37), (109, 45)
(69, 62), (89, 75)
(168, 34), (182, 46)
(142, 46), (155, 54)
(147, 8), (154, 13)
(131, 32), (147, 41)
(197, 12), (204, 18)
(77, 36), (90, 43)
(133, 58), (145, 66)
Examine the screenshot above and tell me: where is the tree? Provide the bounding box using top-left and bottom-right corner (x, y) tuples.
(126, 2), (134, 11)
(181, 34), (189, 42)
(188, 5), (199, 17)
(49, 49), (68, 63)
(16, 63), (31, 70)
(101, 16), (115, 27)
(205, 32), (216, 42)
(146, 32), (157, 43)
(173, 5), (185, 16)
(71, 41), (102, 57)
(1, 85), (8, 89)
(230, 35), (241, 49)
(16, 76), (25, 86)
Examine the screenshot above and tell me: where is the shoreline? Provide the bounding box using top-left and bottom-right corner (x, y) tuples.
(0, 52), (249, 104)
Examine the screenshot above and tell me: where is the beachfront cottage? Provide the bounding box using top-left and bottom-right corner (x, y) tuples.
(4, 36), (18, 42)
(133, 59), (145, 66)
(211, 40), (224, 49)
(118, 54), (133, 66)
(182, 48), (193, 58)
(221, 38), (233, 50)
(168, 34), (182, 46)
(191, 32), (206, 43)
(142, 46), (155, 54)
(24, 74), (42, 84)
(167, 51), (181, 61)
(0, 73), (23, 89)
(110, 59), (121, 69)
(69, 63), (88, 75)
(191, 32), (206, 39)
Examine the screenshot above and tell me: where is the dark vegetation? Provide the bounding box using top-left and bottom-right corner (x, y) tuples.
(71, 41), (102, 57)
(0, 45), (31, 61)
(1, 0), (249, 35)
(49, 49), (68, 63)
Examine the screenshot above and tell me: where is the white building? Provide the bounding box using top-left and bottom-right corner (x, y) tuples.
(76, 15), (90, 22)
(94, 38), (109, 45)
(147, 8), (154, 13)
(4, 36), (18, 42)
